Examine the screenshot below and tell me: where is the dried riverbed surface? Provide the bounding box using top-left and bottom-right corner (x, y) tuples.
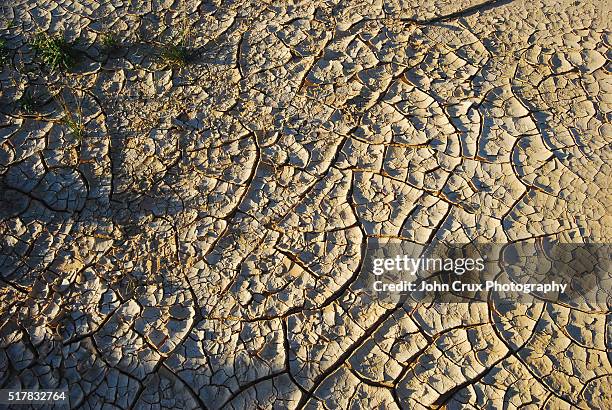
(0, 0), (610, 408)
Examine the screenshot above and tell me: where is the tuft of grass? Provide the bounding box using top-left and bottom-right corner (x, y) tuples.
(30, 32), (75, 71)
(63, 115), (85, 140)
(0, 38), (9, 66)
(18, 91), (37, 113)
(160, 43), (190, 68)
(101, 32), (119, 51)
(2, 18), (17, 30)
(54, 89), (85, 140)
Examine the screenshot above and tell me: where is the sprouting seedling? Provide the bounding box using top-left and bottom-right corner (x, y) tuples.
(2, 17), (17, 30)
(18, 90), (37, 113)
(0, 38), (9, 66)
(101, 32), (120, 51)
(159, 19), (193, 68)
(160, 43), (190, 68)
(63, 115), (84, 140)
(30, 32), (76, 71)
(54, 88), (85, 141)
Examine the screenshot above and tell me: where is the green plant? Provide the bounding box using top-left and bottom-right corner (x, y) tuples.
(63, 115), (84, 140)
(160, 43), (190, 68)
(0, 38), (9, 65)
(18, 93), (36, 113)
(30, 32), (75, 70)
(157, 16), (194, 69)
(54, 88), (85, 140)
(101, 33), (119, 51)
(2, 18), (17, 30)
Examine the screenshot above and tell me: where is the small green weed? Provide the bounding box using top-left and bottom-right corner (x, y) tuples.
(0, 38), (10, 66)
(160, 43), (190, 68)
(30, 32), (75, 71)
(63, 115), (84, 140)
(55, 89), (85, 140)
(18, 91), (37, 113)
(101, 33), (119, 51)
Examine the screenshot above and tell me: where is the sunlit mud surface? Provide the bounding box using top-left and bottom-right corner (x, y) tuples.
(0, 0), (610, 408)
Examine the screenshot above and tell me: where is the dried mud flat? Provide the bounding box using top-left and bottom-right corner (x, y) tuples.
(0, 0), (610, 408)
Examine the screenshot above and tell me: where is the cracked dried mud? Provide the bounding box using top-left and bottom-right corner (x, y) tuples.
(0, 0), (610, 408)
